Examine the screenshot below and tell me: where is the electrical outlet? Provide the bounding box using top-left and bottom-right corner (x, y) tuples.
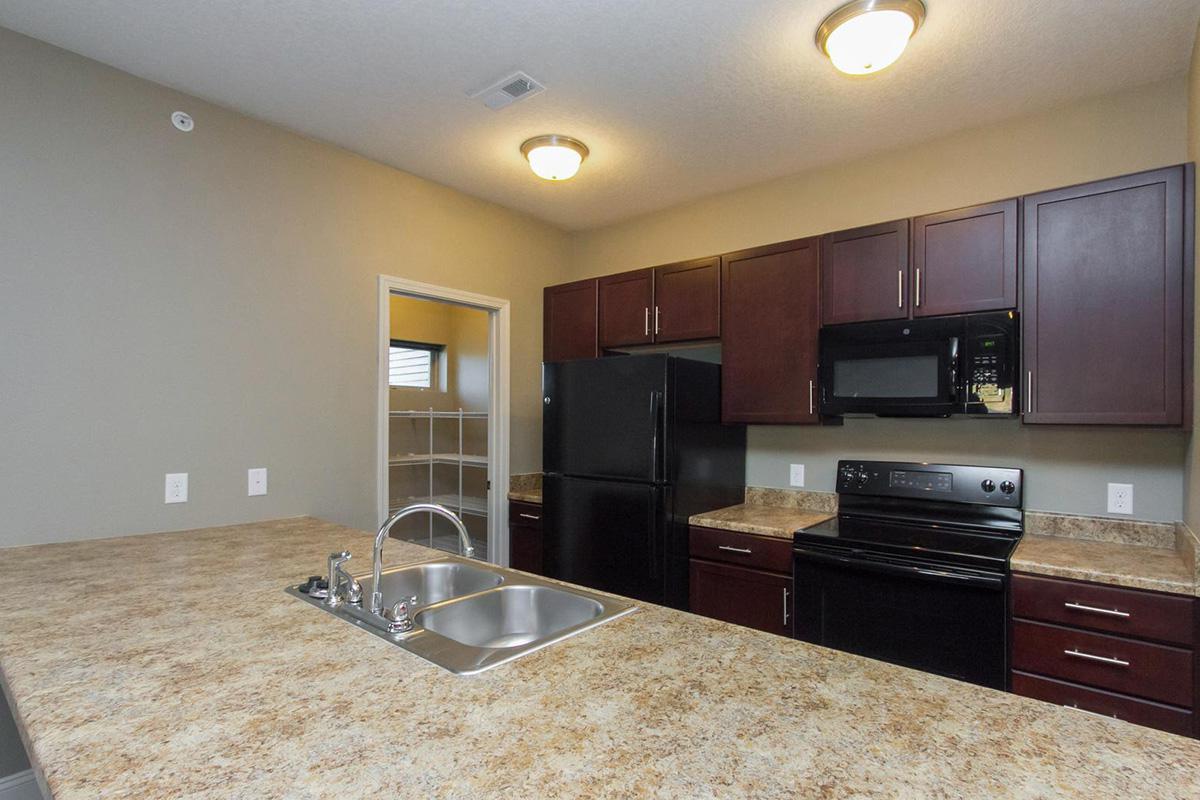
(1107, 482), (1133, 515)
(789, 464), (805, 488)
(165, 473), (188, 504)
(248, 467), (268, 497)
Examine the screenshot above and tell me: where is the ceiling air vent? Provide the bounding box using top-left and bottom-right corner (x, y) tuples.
(468, 71), (546, 110)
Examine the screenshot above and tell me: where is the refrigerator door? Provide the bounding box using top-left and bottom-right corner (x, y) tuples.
(543, 475), (665, 604)
(543, 356), (668, 482)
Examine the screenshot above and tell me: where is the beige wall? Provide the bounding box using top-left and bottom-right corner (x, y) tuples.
(569, 77), (1191, 520)
(1188, 23), (1200, 532)
(0, 28), (571, 545)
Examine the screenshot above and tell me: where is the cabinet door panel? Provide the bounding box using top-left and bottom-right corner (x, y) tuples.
(821, 219), (909, 324)
(689, 559), (791, 637)
(913, 199), (1017, 317)
(721, 238), (820, 423)
(598, 269), (654, 347)
(543, 279), (598, 362)
(654, 256), (720, 342)
(1023, 166), (1187, 424)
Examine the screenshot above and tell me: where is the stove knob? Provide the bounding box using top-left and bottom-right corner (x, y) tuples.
(1000, 480), (1016, 495)
(980, 479), (995, 493)
(856, 471), (870, 486)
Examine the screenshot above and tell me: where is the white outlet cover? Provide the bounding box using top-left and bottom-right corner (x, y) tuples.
(248, 467), (268, 496)
(790, 464), (805, 488)
(1107, 482), (1133, 515)
(165, 473), (188, 504)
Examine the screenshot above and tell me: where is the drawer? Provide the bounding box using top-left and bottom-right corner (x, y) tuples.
(1012, 573), (1194, 645)
(1011, 619), (1193, 707)
(508, 501), (543, 527)
(1012, 671), (1193, 737)
(689, 526), (792, 574)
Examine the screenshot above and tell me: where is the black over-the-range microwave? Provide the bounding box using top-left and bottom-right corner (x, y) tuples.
(817, 311), (1018, 417)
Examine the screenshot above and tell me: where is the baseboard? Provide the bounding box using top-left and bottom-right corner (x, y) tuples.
(0, 770), (43, 800)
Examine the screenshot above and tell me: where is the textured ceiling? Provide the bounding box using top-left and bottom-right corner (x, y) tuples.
(2, 1), (1198, 230)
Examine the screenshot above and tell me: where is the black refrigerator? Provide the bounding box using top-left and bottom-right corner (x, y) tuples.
(542, 355), (745, 609)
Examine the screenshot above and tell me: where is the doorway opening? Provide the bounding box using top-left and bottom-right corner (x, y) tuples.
(377, 276), (511, 565)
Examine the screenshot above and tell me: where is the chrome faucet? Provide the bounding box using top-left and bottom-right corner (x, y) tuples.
(326, 551), (362, 607)
(370, 502), (475, 615)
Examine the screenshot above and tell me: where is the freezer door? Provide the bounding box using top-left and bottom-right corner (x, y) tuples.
(543, 356), (667, 482)
(543, 475), (665, 604)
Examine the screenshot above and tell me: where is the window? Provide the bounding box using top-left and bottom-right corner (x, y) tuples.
(389, 340), (442, 389)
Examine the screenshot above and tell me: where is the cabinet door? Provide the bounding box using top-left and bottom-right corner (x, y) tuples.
(821, 219), (910, 324)
(689, 559), (791, 637)
(598, 268), (654, 348)
(913, 199), (1018, 317)
(653, 256), (721, 342)
(543, 279), (598, 362)
(721, 238), (820, 423)
(1023, 166), (1189, 425)
(508, 501), (543, 574)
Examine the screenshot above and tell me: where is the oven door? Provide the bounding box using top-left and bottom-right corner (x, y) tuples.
(818, 318), (961, 416)
(792, 544), (1008, 689)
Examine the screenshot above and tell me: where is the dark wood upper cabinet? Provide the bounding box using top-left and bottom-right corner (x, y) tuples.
(821, 219), (910, 325)
(721, 238), (820, 423)
(913, 199), (1018, 317)
(653, 256), (721, 342)
(1023, 165), (1191, 425)
(598, 268), (654, 348)
(543, 279), (598, 362)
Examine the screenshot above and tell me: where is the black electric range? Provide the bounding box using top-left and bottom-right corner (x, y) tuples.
(792, 460), (1023, 690)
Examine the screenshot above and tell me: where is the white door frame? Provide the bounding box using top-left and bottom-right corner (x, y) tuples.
(377, 275), (511, 566)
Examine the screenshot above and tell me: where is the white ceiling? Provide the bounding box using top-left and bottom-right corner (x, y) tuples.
(2, 1), (1199, 230)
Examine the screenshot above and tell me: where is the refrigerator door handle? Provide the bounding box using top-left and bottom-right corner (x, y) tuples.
(649, 390), (662, 483)
(646, 490), (659, 579)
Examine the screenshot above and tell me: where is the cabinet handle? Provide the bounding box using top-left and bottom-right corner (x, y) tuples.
(518, 513), (540, 521)
(644, 307), (650, 336)
(1064, 601), (1129, 619)
(654, 306), (661, 335)
(1026, 370), (1033, 413)
(1064, 704), (1119, 721)
(717, 545), (752, 555)
(1064, 649), (1129, 668)
(808, 379), (814, 416)
(915, 268), (921, 307)
(897, 270), (903, 308)
(782, 587), (790, 626)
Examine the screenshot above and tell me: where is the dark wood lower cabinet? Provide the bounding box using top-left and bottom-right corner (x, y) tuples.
(689, 559), (791, 637)
(508, 500), (543, 574)
(1012, 671), (1193, 737)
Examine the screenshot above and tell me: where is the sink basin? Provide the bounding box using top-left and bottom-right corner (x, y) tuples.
(362, 561), (502, 608)
(288, 555), (635, 675)
(415, 585), (604, 649)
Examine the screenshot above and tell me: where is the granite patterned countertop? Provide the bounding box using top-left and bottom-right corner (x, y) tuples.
(2, 517), (1199, 799)
(1012, 512), (1199, 596)
(689, 487), (836, 539)
(507, 472), (542, 504)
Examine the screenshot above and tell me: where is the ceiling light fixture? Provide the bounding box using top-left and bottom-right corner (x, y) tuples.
(521, 135), (589, 181)
(816, 0), (926, 75)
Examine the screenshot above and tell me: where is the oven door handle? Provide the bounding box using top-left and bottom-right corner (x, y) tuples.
(792, 546), (1003, 590)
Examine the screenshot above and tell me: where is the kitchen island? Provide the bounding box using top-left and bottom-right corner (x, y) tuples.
(1, 517), (1197, 798)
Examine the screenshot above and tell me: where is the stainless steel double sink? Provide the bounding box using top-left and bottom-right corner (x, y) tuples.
(287, 557), (635, 674)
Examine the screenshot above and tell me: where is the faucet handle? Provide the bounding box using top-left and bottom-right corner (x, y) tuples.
(326, 551), (358, 606)
(383, 599), (414, 634)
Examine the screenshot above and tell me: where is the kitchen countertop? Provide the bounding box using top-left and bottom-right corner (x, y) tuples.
(1011, 512), (1199, 596)
(507, 472), (541, 504)
(2, 517), (1199, 798)
(688, 504), (833, 539)
(507, 489), (542, 504)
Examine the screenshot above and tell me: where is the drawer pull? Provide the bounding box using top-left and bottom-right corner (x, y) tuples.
(518, 513), (540, 521)
(717, 545), (753, 555)
(1063, 601), (1129, 618)
(1064, 704), (1119, 721)
(1064, 649), (1129, 668)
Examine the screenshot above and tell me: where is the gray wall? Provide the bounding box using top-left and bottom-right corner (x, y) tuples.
(0, 29), (571, 547)
(0, 691), (30, 777)
(748, 419), (1186, 521)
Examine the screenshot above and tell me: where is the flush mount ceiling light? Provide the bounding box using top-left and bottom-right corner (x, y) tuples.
(520, 135), (589, 181)
(816, 0), (926, 75)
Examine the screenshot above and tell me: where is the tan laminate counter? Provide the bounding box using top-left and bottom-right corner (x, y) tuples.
(1, 517), (1198, 799)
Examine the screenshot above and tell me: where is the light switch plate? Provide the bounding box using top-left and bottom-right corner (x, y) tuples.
(248, 467), (268, 497)
(1107, 482), (1133, 515)
(165, 473), (188, 504)
(789, 464), (805, 488)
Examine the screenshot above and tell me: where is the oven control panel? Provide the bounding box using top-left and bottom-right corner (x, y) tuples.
(836, 460), (1022, 506)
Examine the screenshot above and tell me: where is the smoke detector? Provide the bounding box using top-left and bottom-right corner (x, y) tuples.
(468, 71), (546, 110)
